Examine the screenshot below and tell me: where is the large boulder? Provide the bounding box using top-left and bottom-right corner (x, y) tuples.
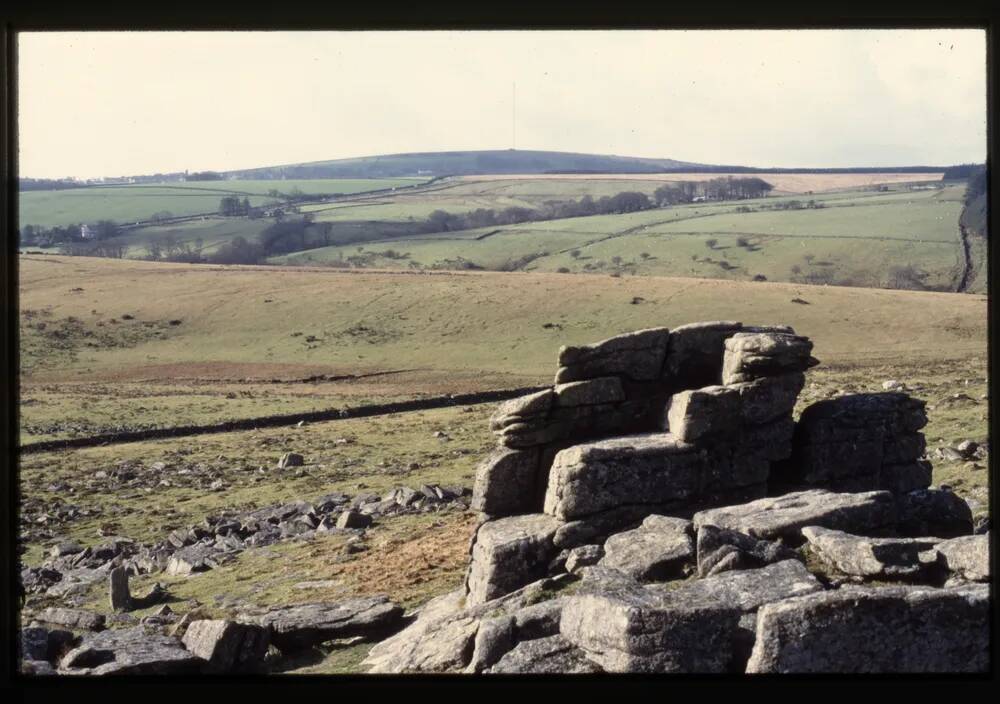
(692, 489), (897, 544)
(721, 332), (815, 384)
(238, 596), (403, 651)
(598, 515), (694, 581)
(471, 448), (541, 517)
(801, 526), (940, 580)
(935, 534), (989, 582)
(746, 584), (989, 673)
(560, 560), (821, 673)
(181, 619), (271, 673)
(466, 514), (560, 606)
(58, 627), (203, 675)
(544, 434), (705, 520)
(785, 393), (929, 492)
(895, 488), (974, 538)
(556, 328), (671, 383)
(665, 386), (741, 442)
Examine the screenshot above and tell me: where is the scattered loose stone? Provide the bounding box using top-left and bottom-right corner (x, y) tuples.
(108, 566), (131, 612)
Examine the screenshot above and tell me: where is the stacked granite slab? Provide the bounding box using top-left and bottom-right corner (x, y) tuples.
(777, 392), (931, 493)
(466, 322), (818, 606)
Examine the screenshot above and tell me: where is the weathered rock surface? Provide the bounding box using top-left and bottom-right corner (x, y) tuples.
(565, 544), (604, 574)
(895, 488), (974, 538)
(746, 584), (989, 673)
(696, 524), (797, 577)
(277, 452), (304, 469)
(544, 433), (702, 520)
(935, 534), (989, 582)
(785, 393), (929, 493)
(471, 448), (540, 517)
(238, 596), (404, 651)
(663, 321), (742, 386)
(721, 332), (815, 385)
(801, 526), (940, 579)
(35, 607), (105, 632)
(556, 327), (671, 383)
(466, 514), (560, 606)
(182, 619), (271, 672)
(693, 490), (897, 543)
(561, 561), (819, 672)
(58, 627), (203, 675)
(599, 515), (694, 581)
(486, 635), (602, 674)
(108, 566), (131, 612)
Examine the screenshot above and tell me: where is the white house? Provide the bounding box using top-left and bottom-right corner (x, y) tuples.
(80, 224), (95, 240)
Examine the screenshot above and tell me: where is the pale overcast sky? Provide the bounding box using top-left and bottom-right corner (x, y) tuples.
(18, 29), (987, 179)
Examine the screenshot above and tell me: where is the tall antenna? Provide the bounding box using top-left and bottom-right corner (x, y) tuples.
(512, 81), (516, 150)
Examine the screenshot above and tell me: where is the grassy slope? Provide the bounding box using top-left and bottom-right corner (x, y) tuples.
(274, 184), (967, 291)
(18, 255), (987, 673)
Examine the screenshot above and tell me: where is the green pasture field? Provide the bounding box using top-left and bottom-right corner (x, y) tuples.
(19, 178), (426, 229)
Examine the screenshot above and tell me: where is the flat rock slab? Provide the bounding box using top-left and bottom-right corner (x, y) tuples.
(746, 584), (989, 673)
(239, 596), (403, 651)
(599, 515), (694, 581)
(655, 559), (822, 615)
(466, 514), (560, 606)
(935, 535), (989, 582)
(486, 635), (602, 674)
(802, 526), (940, 579)
(561, 561), (818, 673)
(693, 489), (897, 543)
(35, 607), (105, 632)
(58, 627), (203, 675)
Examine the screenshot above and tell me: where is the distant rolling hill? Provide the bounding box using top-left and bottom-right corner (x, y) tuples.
(224, 150), (706, 180)
(222, 149), (963, 181)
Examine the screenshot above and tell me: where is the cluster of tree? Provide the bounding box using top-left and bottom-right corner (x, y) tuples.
(62, 241), (129, 258)
(219, 196), (253, 216)
(960, 164), (988, 239)
(654, 177), (774, 204)
(187, 171), (224, 181)
(19, 220), (121, 247)
(143, 234), (204, 263)
(942, 164), (983, 180)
